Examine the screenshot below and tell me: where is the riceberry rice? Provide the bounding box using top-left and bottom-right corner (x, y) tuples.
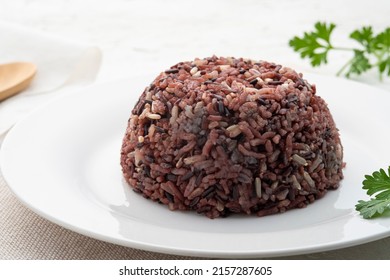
(120, 56), (344, 218)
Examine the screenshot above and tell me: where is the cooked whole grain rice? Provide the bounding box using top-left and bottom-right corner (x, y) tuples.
(120, 56), (344, 218)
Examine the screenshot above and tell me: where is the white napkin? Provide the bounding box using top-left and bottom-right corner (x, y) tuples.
(0, 21), (102, 144)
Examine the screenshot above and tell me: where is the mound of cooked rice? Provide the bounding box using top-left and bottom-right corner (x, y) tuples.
(120, 56), (344, 218)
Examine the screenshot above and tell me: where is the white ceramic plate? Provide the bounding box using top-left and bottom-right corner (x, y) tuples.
(1, 74), (390, 258)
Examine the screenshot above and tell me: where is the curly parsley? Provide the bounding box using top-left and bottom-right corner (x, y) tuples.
(289, 22), (390, 80)
(355, 167), (390, 219)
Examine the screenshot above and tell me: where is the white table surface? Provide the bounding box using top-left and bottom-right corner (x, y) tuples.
(1, 0), (389, 259)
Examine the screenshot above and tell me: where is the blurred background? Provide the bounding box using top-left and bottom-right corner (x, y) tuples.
(1, 0), (389, 84)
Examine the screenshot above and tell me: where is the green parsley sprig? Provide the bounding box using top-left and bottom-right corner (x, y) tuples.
(289, 22), (390, 80)
(355, 167), (390, 219)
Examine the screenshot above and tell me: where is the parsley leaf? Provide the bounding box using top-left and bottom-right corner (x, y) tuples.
(345, 50), (372, 77)
(350, 26), (375, 53)
(355, 199), (390, 219)
(379, 57), (390, 76)
(374, 27), (390, 52)
(355, 167), (390, 218)
(289, 22), (336, 67)
(374, 28), (390, 76)
(289, 23), (390, 80)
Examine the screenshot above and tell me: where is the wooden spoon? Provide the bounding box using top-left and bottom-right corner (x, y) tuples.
(0, 62), (37, 101)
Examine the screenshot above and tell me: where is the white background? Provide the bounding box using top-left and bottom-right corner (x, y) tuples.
(1, 0), (389, 87)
